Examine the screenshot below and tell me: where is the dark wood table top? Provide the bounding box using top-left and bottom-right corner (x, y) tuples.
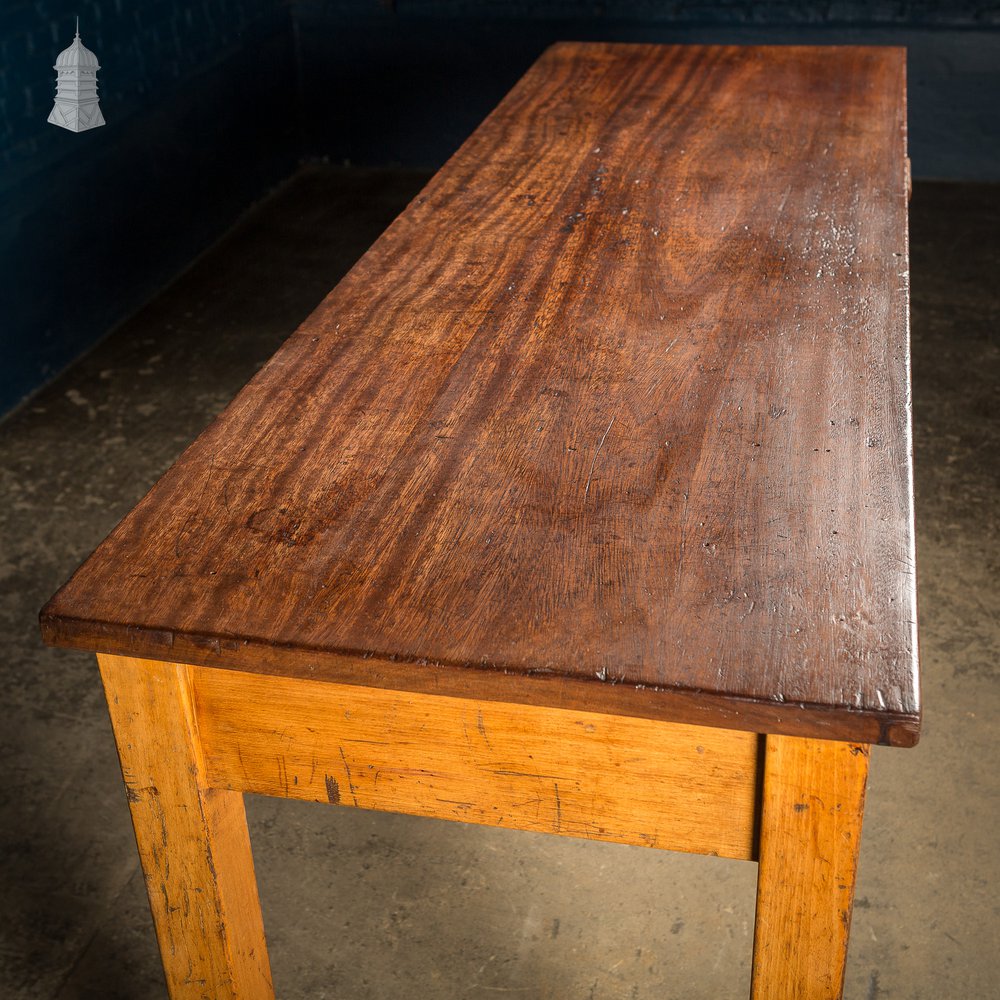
(41, 43), (919, 746)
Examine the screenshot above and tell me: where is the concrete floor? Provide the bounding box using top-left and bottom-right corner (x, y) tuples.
(2, 168), (997, 999)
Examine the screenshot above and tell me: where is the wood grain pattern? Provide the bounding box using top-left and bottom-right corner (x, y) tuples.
(42, 43), (918, 746)
(192, 661), (761, 861)
(98, 654), (273, 1000)
(751, 735), (870, 999)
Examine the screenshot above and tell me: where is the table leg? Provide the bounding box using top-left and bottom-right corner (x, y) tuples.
(99, 654), (274, 1000)
(750, 735), (870, 1000)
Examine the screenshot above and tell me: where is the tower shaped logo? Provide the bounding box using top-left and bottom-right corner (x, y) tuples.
(48, 19), (105, 132)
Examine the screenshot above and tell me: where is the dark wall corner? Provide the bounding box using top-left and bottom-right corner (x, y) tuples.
(292, 2), (1000, 182)
(3, 1), (997, 418)
(0, 1), (297, 417)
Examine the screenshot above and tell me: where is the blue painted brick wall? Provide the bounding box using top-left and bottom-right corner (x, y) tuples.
(2, 1), (998, 416)
(3, 0), (290, 185)
(294, 1), (1000, 179)
(295, 0), (1000, 25)
(0, 0), (295, 415)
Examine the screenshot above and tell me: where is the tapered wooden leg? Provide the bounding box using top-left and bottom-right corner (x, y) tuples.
(99, 654), (274, 1000)
(751, 736), (870, 1000)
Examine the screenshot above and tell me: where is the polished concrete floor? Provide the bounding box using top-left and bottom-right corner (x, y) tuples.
(2, 168), (997, 999)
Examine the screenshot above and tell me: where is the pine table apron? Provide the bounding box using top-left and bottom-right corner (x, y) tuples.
(42, 42), (918, 1000)
(96, 654), (871, 1000)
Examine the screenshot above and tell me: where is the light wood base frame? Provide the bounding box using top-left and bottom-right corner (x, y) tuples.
(98, 654), (870, 1000)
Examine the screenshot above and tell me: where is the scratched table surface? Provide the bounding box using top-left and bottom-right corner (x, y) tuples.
(41, 43), (919, 747)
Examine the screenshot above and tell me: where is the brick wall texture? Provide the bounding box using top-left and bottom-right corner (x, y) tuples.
(1, 0), (286, 175)
(293, 0), (1000, 24)
(1, 0), (996, 412)
(4, 1), (997, 160)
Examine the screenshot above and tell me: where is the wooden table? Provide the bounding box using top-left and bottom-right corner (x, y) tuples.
(41, 42), (918, 999)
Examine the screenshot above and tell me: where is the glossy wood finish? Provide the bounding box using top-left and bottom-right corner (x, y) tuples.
(751, 735), (870, 999)
(193, 662), (761, 861)
(41, 42), (917, 747)
(98, 654), (273, 1000)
